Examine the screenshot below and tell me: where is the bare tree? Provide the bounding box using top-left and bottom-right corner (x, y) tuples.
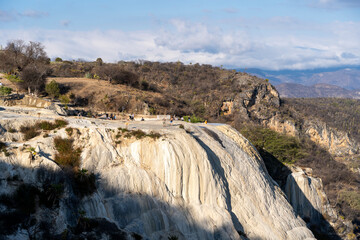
(0, 40), (50, 95)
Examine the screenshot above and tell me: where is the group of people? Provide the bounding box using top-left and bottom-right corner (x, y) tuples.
(105, 113), (116, 120)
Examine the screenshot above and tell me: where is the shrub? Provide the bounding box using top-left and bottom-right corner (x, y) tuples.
(20, 125), (40, 140)
(147, 131), (161, 139)
(7, 128), (16, 133)
(13, 184), (39, 214)
(4, 73), (22, 83)
(40, 183), (64, 208)
(45, 80), (60, 98)
(123, 129), (161, 140)
(183, 115), (204, 123)
(84, 72), (92, 79)
(140, 80), (149, 90)
(240, 125), (304, 164)
(118, 127), (129, 133)
(54, 119), (68, 128)
(37, 121), (57, 130)
(0, 86), (12, 95)
(54, 137), (81, 168)
(0, 141), (6, 151)
(36, 119), (68, 131)
(131, 130), (147, 139)
(59, 94), (70, 107)
(55, 57), (63, 62)
(65, 127), (74, 136)
(72, 169), (96, 197)
(339, 191), (360, 212)
(96, 57), (103, 66)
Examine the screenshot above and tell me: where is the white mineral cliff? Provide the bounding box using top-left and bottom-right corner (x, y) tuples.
(0, 106), (316, 240)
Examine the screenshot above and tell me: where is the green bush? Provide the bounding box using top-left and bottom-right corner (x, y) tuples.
(59, 94), (70, 107)
(54, 119), (68, 128)
(54, 137), (81, 168)
(45, 80), (60, 98)
(0, 86), (12, 95)
(240, 125), (304, 164)
(183, 115), (204, 123)
(55, 57), (63, 62)
(37, 121), (57, 130)
(36, 119), (68, 131)
(4, 74), (22, 83)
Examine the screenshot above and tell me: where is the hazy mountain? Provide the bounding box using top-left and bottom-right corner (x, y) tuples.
(277, 83), (360, 98)
(243, 66), (360, 90)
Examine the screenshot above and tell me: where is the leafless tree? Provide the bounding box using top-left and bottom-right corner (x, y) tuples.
(0, 40), (50, 95)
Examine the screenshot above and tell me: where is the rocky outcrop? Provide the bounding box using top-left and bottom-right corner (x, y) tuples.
(0, 106), (315, 240)
(232, 79), (281, 121)
(264, 114), (359, 157)
(285, 167), (336, 223)
(304, 120), (359, 156)
(266, 117), (297, 137)
(0, 95), (52, 108)
(285, 167), (354, 239)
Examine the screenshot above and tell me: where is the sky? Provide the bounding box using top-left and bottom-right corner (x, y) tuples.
(0, 0), (359, 70)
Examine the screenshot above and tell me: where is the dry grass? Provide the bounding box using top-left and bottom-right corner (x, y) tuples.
(54, 137), (81, 168)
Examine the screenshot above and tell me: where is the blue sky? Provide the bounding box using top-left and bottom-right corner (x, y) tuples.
(1, 0), (359, 70)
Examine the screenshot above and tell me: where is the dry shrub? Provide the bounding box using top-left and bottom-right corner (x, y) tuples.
(54, 137), (81, 168)
(20, 125), (40, 140)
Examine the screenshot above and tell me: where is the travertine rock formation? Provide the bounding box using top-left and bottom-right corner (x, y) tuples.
(0, 106), (315, 239)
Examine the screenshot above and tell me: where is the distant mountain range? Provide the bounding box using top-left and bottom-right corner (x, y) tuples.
(241, 66), (360, 91)
(276, 83), (360, 99)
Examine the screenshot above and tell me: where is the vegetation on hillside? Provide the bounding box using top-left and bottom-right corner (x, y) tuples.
(283, 98), (360, 143)
(48, 59), (260, 119)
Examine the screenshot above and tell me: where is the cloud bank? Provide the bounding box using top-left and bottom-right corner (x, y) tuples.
(1, 18), (359, 70)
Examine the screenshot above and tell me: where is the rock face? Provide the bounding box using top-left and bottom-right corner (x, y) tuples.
(233, 80), (280, 121)
(284, 167), (355, 239)
(285, 167), (337, 221)
(264, 114), (359, 157)
(304, 120), (359, 156)
(0, 106), (316, 240)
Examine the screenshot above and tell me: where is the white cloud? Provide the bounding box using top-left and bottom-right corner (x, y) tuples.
(0, 19), (359, 70)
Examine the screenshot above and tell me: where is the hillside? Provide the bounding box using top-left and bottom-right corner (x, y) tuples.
(44, 61), (281, 121)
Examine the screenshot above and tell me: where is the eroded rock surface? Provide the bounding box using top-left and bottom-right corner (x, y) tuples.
(0, 106), (315, 239)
